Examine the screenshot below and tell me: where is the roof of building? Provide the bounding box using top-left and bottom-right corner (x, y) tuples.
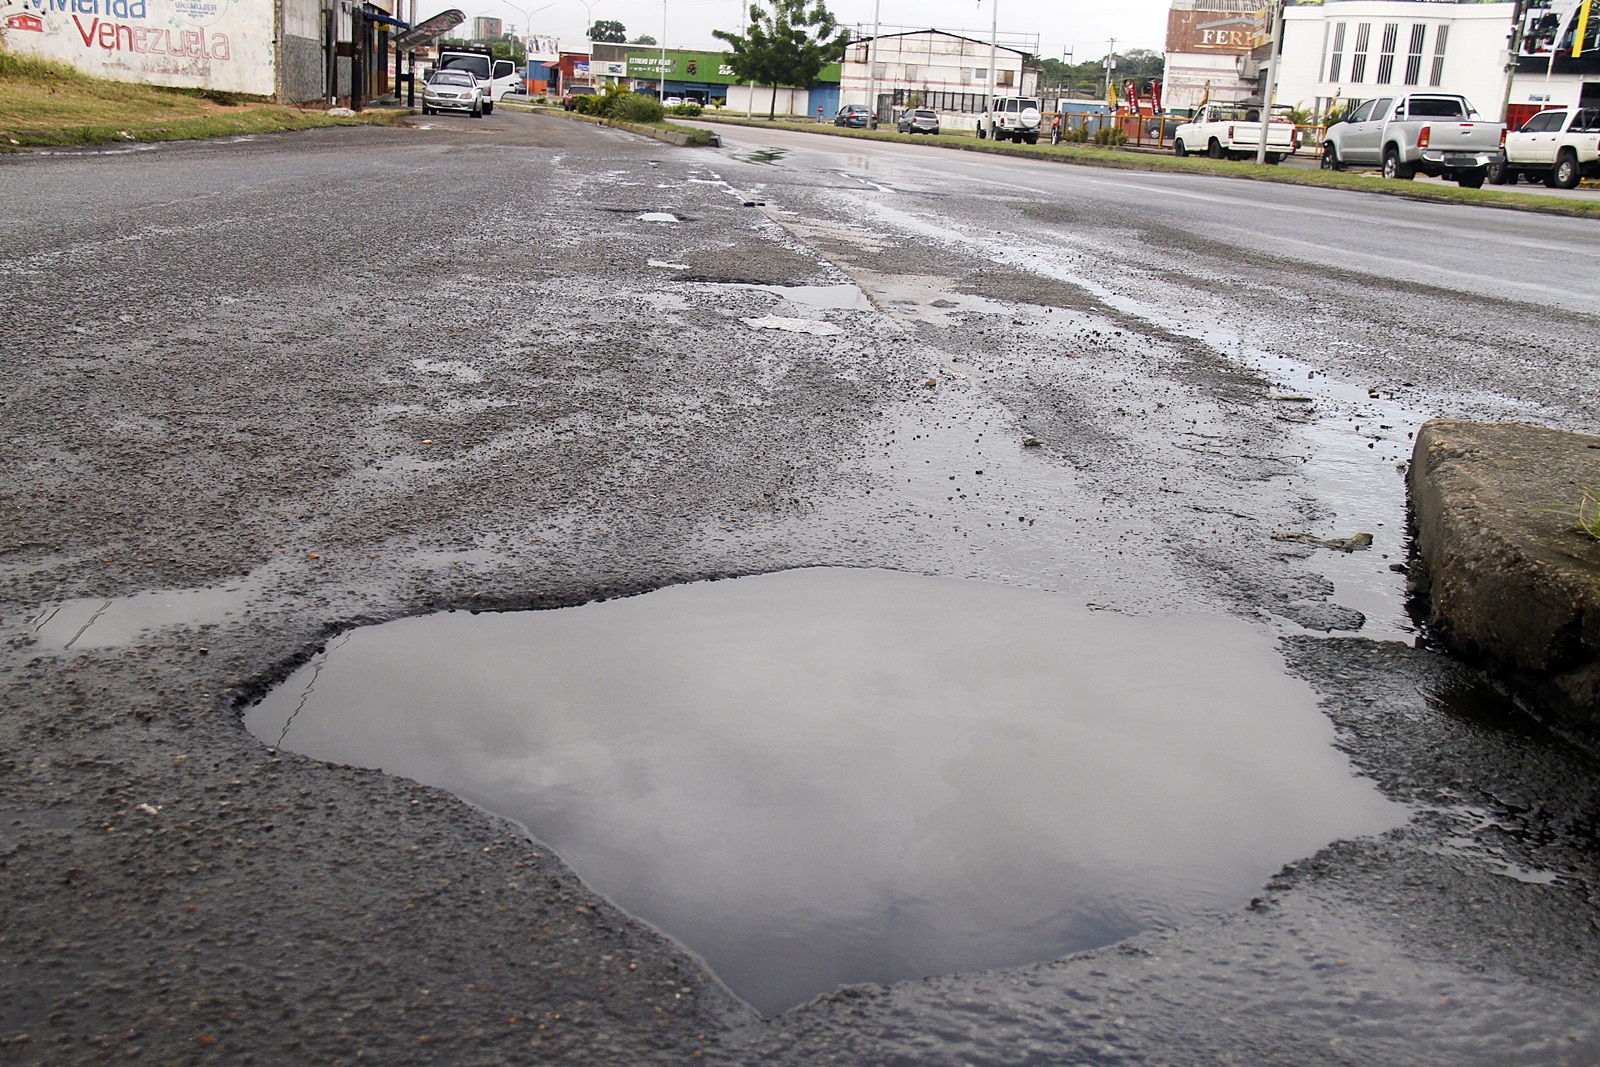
(852, 28), (1031, 58)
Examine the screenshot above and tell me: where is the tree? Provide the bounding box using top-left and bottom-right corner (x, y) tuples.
(588, 19), (626, 42)
(714, 0), (850, 120)
(631, 34), (657, 45)
(1038, 50), (1167, 101)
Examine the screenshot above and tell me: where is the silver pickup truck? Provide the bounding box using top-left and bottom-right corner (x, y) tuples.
(1321, 93), (1503, 186)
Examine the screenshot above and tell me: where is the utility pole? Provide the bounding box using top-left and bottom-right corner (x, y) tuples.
(1103, 38), (1115, 98)
(659, 0), (666, 101)
(1500, 0), (1528, 122)
(744, 1), (754, 118)
(866, 0), (880, 125)
(1254, 0), (1285, 164)
(985, 0), (998, 136)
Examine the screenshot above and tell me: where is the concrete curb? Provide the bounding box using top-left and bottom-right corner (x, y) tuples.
(1409, 419), (1600, 750)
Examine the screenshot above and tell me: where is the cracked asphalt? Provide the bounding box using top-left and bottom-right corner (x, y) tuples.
(2, 110), (1599, 1066)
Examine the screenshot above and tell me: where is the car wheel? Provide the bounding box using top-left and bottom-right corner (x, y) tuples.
(1486, 154), (1508, 184)
(976, 126), (986, 139)
(1382, 147), (1414, 180)
(1554, 151), (1581, 189)
(483, 101), (493, 115)
(1025, 134), (1038, 145)
(1265, 153), (1282, 165)
(421, 105), (431, 115)
(1207, 138), (1224, 159)
(1320, 143), (1341, 170)
(1456, 169), (1485, 189)
(1173, 138), (1187, 157)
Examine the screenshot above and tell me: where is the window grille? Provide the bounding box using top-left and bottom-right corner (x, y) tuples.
(1351, 22), (1370, 83)
(1430, 25), (1448, 87)
(1376, 23), (1398, 83)
(1404, 24), (1424, 85)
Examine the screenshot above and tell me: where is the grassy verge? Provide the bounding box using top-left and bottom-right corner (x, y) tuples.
(695, 114), (1600, 221)
(0, 46), (401, 150)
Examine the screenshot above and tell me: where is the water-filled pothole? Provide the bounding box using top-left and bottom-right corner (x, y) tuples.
(245, 568), (1403, 1014)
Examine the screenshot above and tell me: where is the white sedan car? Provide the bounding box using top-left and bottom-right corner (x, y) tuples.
(421, 70), (484, 117)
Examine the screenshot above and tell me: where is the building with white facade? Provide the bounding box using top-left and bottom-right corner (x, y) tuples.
(1275, 1), (1515, 120)
(841, 29), (1038, 130)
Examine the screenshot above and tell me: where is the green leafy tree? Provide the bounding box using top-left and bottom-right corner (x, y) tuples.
(1039, 49), (1166, 100)
(714, 0), (850, 120)
(588, 19), (626, 42)
(631, 34), (656, 45)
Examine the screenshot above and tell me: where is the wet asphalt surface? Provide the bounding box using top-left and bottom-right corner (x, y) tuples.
(2, 109), (1600, 1065)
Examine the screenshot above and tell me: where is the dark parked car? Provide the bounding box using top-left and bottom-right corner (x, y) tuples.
(897, 108), (940, 135)
(835, 104), (872, 128)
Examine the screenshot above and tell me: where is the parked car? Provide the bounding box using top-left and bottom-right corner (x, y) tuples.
(1321, 93), (1502, 186)
(835, 104), (873, 128)
(1491, 106), (1600, 188)
(664, 96), (685, 107)
(1172, 104), (1297, 162)
(434, 46), (519, 115)
(978, 97), (1041, 143)
(421, 69), (484, 117)
(562, 85), (597, 111)
(897, 108), (940, 135)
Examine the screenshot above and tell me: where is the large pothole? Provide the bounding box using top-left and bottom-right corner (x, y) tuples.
(244, 567), (1403, 1015)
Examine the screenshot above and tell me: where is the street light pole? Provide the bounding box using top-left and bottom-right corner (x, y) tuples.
(660, 0), (667, 100)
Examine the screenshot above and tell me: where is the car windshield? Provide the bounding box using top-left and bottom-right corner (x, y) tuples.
(430, 71), (473, 86)
(440, 55), (490, 79)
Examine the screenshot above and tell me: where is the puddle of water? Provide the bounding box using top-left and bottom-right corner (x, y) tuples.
(636, 212), (680, 223)
(246, 567), (1402, 1015)
(742, 315), (843, 336)
(29, 582), (256, 650)
(718, 283), (871, 311)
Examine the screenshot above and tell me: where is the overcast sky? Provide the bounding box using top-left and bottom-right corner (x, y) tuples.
(478, 0), (1172, 61)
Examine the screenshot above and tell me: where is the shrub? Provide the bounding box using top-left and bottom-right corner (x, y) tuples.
(669, 102), (703, 117)
(573, 93), (604, 115)
(1092, 126), (1128, 147)
(613, 93), (665, 123)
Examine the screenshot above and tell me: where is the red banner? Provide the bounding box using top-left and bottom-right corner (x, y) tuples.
(1149, 78), (1163, 112)
(1124, 79), (1139, 113)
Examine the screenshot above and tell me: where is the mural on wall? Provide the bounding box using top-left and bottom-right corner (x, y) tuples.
(1, 0), (276, 95)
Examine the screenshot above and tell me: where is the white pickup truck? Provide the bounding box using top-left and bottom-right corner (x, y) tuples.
(1320, 93), (1502, 186)
(1490, 106), (1600, 189)
(1172, 104), (1299, 163)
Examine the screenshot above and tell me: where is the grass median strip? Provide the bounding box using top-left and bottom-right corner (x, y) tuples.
(0, 47), (400, 150)
(503, 101), (717, 146)
(696, 115), (1600, 221)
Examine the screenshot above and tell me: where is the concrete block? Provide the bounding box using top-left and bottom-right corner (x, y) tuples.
(1409, 418), (1600, 748)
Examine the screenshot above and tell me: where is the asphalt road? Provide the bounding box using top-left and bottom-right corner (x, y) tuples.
(3, 108), (1599, 1066)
